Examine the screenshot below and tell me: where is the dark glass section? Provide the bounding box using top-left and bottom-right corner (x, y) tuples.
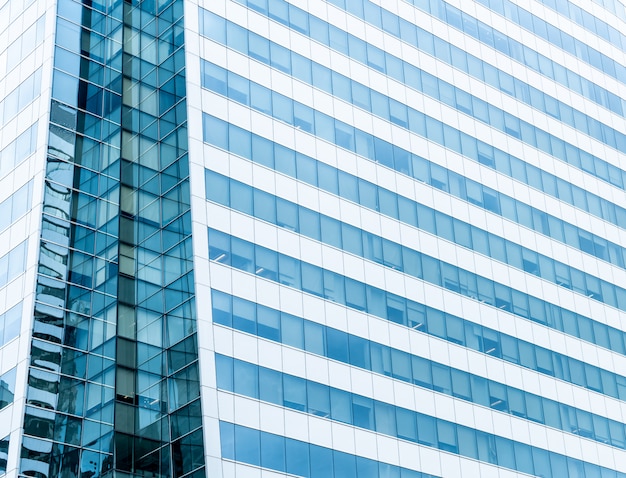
(219, 422), (440, 478)
(113, 0), (204, 476)
(215, 360), (621, 478)
(20, 0), (202, 476)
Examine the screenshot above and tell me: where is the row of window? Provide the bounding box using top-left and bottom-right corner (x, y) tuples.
(204, 115), (626, 304)
(204, 6), (626, 191)
(469, 0), (626, 81)
(220, 421), (438, 478)
(206, 169), (626, 355)
(47, 164), (118, 216)
(535, 0), (625, 49)
(231, 0), (624, 120)
(201, 70), (626, 272)
(0, 69), (41, 124)
(0, 303), (21, 349)
(399, 0), (626, 99)
(0, 182), (32, 234)
(208, 232), (626, 401)
(201, 15), (626, 228)
(0, 122), (37, 179)
(216, 357), (622, 478)
(202, 115), (626, 292)
(298, 0), (626, 157)
(212, 291), (626, 448)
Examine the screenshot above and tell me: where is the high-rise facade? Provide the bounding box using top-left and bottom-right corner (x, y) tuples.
(2, 0), (626, 476)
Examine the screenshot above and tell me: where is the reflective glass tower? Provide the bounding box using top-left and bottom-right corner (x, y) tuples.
(2, 0), (626, 476)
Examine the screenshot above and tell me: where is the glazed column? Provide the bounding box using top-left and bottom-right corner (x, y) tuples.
(114, 0), (205, 476)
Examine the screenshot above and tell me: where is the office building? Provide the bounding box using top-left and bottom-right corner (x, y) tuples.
(1, 0), (626, 476)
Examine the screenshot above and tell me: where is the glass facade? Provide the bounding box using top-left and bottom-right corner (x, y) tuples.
(19, 0), (123, 472)
(7, 0), (204, 477)
(2, 0), (626, 476)
(113, 0), (204, 475)
(196, 0), (626, 475)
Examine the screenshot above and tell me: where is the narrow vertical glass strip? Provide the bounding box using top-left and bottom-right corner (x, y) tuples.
(19, 0), (203, 476)
(113, 0), (205, 476)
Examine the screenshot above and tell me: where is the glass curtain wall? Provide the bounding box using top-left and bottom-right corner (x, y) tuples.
(114, 0), (204, 476)
(20, 0), (124, 475)
(19, 0), (203, 477)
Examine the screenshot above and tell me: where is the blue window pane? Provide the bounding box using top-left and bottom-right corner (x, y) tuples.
(219, 422), (235, 459)
(281, 312), (304, 349)
(227, 22), (248, 54)
(310, 445), (334, 478)
(416, 414), (437, 447)
(285, 438), (309, 476)
(352, 395), (373, 429)
(205, 171), (229, 206)
(396, 407), (417, 441)
(348, 335), (370, 369)
(261, 432), (285, 472)
(253, 190), (276, 223)
(230, 180), (253, 215)
(356, 457), (378, 478)
(250, 82), (272, 115)
(201, 10), (225, 43)
(233, 359), (258, 398)
(234, 425), (260, 465)
(283, 375), (306, 411)
(326, 328), (349, 362)
(330, 388), (352, 423)
(215, 354), (233, 391)
(279, 255), (301, 289)
(304, 320), (325, 355)
(202, 115), (227, 149)
(307, 381), (330, 418)
(457, 427), (478, 459)
(232, 296), (255, 334)
(334, 451), (357, 478)
(374, 401), (396, 436)
(251, 135), (274, 168)
(299, 208), (321, 241)
(259, 367), (282, 406)
(257, 305), (280, 341)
